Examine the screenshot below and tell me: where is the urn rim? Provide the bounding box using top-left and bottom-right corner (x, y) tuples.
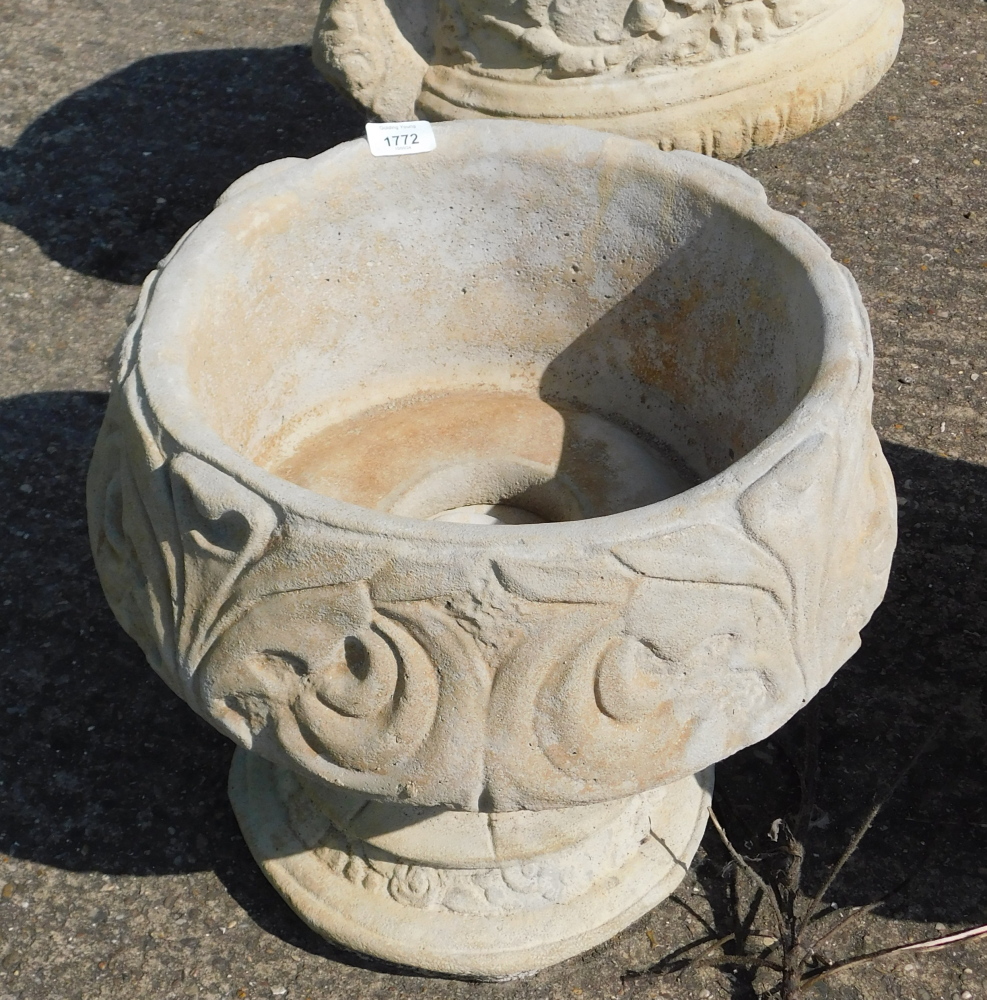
(132, 119), (871, 546)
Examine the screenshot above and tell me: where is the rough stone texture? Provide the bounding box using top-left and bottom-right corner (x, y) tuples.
(1, 0), (986, 997)
(313, 0), (905, 157)
(230, 756), (711, 978)
(87, 125), (895, 811)
(82, 122), (893, 974)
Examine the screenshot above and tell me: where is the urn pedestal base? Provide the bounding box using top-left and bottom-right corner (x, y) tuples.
(229, 750), (713, 979)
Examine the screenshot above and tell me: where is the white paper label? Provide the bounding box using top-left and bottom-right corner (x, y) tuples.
(365, 121), (436, 157)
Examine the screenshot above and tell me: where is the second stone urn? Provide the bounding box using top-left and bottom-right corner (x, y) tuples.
(313, 0), (904, 156)
(88, 121), (896, 978)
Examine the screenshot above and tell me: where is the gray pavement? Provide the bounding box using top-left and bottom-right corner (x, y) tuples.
(1, 1), (986, 998)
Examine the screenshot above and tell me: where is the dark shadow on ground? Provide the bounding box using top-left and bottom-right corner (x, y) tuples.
(0, 391), (238, 878)
(695, 440), (987, 985)
(1, 391), (985, 963)
(0, 46), (365, 284)
(0, 391), (563, 979)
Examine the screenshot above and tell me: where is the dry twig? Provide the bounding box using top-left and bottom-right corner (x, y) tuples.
(640, 720), (974, 999)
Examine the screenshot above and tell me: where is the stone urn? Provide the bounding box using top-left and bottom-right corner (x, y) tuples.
(87, 121), (896, 979)
(313, 0), (903, 157)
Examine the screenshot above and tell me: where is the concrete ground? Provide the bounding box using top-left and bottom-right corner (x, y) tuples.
(1, 0), (986, 997)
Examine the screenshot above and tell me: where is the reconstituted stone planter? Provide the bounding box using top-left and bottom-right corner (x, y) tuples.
(313, 0), (904, 157)
(87, 121), (896, 978)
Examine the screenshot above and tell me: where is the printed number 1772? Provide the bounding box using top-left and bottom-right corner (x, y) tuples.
(384, 133), (419, 147)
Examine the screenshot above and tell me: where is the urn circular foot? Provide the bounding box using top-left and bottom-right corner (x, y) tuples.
(228, 750), (712, 979)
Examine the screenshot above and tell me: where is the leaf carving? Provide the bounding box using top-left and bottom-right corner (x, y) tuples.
(611, 522), (793, 613)
(737, 432), (839, 686)
(169, 452), (280, 669)
(492, 556), (632, 606)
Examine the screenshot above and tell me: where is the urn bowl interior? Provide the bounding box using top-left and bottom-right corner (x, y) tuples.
(148, 123), (828, 524)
